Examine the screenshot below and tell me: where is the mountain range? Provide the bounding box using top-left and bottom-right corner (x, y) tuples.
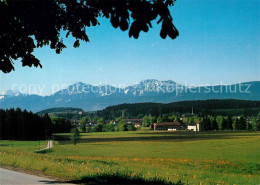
(0, 79), (259, 112)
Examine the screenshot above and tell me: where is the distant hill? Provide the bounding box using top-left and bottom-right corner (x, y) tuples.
(97, 99), (260, 119)
(1, 80), (259, 112)
(37, 107), (84, 115)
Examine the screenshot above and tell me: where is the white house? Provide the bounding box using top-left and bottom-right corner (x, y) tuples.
(187, 122), (201, 131)
(187, 124), (196, 131)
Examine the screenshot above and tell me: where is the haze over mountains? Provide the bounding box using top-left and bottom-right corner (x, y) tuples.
(0, 79), (259, 112)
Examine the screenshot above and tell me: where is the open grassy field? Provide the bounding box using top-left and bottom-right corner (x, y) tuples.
(0, 131), (260, 184)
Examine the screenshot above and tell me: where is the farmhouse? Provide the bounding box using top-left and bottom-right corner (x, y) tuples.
(153, 122), (182, 131)
(187, 121), (202, 131)
(124, 119), (142, 127)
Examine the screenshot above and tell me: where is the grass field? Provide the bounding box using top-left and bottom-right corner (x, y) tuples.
(0, 131), (260, 184)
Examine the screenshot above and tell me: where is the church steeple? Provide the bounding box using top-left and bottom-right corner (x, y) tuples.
(192, 106), (194, 115)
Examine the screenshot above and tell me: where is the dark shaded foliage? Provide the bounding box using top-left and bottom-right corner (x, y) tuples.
(0, 0), (178, 73)
(226, 115), (233, 130)
(51, 116), (73, 133)
(0, 108), (52, 140)
(0, 108), (74, 139)
(211, 117), (218, 130)
(203, 117), (211, 131)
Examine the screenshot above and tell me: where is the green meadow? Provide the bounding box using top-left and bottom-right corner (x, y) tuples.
(0, 131), (260, 184)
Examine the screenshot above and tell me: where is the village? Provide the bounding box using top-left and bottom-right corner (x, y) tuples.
(75, 108), (258, 133)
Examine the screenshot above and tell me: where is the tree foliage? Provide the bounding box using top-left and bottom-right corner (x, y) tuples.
(117, 119), (128, 131)
(71, 127), (80, 145)
(79, 116), (88, 132)
(142, 115), (154, 127)
(51, 116), (72, 133)
(251, 117), (260, 131)
(216, 115), (223, 130)
(0, 108), (52, 140)
(0, 0), (179, 73)
(232, 118), (239, 130)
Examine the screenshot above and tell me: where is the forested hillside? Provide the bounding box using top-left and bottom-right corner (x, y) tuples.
(97, 99), (260, 119)
(37, 107), (84, 115)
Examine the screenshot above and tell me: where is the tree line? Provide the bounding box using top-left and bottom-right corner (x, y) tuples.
(0, 108), (73, 140)
(96, 99), (260, 120)
(79, 117), (136, 133)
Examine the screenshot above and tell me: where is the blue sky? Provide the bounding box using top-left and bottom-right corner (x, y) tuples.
(1, 0), (259, 96)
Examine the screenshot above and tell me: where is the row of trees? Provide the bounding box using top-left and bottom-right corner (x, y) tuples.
(80, 117), (137, 133)
(184, 115), (259, 131)
(142, 114), (181, 127)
